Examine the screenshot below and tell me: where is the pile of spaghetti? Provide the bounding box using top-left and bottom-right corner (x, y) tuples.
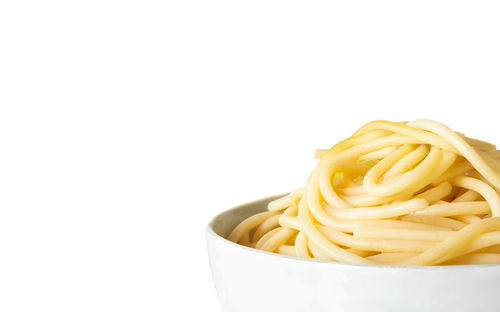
(228, 120), (500, 265)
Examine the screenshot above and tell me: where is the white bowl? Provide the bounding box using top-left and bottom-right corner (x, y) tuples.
(206, 195), (500, 312)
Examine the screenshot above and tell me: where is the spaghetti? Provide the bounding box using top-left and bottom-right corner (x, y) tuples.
(227, 119), (500, 265)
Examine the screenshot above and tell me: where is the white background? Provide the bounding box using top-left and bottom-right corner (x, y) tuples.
(1, 0), (500, 311)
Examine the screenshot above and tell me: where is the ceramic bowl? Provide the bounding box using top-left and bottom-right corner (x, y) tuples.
(206, 195), (500, 312)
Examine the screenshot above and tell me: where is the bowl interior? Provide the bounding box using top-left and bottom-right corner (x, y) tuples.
(207, 194), (500, 270)
(209, 195), (283, 238)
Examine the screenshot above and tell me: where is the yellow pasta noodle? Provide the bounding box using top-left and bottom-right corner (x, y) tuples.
(227, 119), (500, 265)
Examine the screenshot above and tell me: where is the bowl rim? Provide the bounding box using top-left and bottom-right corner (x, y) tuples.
(206, 194), (500, 271)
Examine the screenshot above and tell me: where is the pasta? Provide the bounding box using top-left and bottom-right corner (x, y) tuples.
(227, 119), (500, 265)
